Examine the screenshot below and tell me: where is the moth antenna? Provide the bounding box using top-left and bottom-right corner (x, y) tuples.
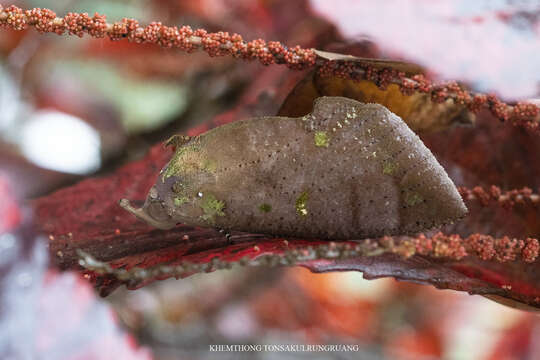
(164, 135), (191, 148)
(118, 199), (174, 230)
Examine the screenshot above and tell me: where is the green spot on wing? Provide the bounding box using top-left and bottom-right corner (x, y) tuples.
(295, 191), (309, 217)
(383, 162), (396, 175)
(314, 131), (330, 147)
(174, 196), (188, 207)
(163, 146), (188, 181)
(200, 193), (226, 223)
(162, 142), (215, 182)
(405, 191), (423, 206)
(259, 203), (272, 213)
(202, 158), (217, 172)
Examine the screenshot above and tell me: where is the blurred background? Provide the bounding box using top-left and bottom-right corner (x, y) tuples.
(0, 0), (539, 359)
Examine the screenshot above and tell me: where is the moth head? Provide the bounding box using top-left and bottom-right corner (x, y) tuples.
(120, 134), (212, 229)
(119, 182), (178, 230)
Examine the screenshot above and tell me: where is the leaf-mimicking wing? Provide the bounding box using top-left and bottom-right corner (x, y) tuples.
(122, 96), (467, 239)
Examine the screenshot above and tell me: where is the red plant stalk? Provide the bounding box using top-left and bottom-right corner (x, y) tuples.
(77, 231), (538, 283)
(0, 5), (539, 131)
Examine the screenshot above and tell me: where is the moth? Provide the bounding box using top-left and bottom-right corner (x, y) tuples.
(120, 96), (467, 239)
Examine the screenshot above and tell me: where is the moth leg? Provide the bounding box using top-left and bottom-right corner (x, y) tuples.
(119, 199), (175, 230)
(219, 228), (233, 244)
(164, 135), (191, 148)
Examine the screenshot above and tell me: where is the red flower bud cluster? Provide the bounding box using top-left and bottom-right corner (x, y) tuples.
(0, 5), (316, 70)
(411, 233), (538, 263)
(459, 186), (540, 209)
(1, 4), (539, 131)
(316, 60), (540, 132)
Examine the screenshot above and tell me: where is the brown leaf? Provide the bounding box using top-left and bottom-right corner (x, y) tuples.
(314, 49), (424, 74)
(278, 57), (474, 132)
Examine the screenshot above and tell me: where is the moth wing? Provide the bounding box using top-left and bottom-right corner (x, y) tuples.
(165, 97), (466, 239)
